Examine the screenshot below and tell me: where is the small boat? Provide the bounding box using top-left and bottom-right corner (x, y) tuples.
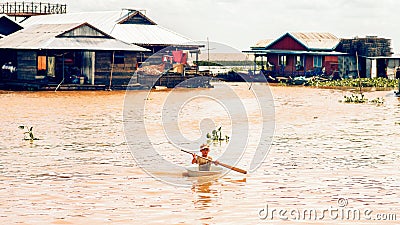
(154, 85), (167, 90)
(186, 165), (223, 177)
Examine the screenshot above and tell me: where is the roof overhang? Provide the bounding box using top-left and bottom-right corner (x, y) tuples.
(136, 43), (205, 48)
(243, 49), (348, 56)
(362, 56), (400, 59)
(0, 37), (150, 51)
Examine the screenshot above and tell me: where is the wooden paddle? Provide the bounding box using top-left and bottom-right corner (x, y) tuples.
(181, 149), (247, 174)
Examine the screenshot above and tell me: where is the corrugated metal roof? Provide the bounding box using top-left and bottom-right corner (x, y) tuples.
(289, 32), (340, 50)
(112, 24), (193, 46)
(0, 23), (149, 51)
(252, 39), (273, 48)
(243, 49), (348, 56)
(21, 10), (195, 46)
(21, 11), (125, 33)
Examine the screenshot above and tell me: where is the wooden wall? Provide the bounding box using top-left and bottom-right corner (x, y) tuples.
(267, 35), (307, 51)
(324, 56), (338, 75)
(61, 25), (105, 38)
(267, 54), (340, 75)
(17, 51), (37, 80)
(305, 55), (314, 72)
(94, 51), (138, 85)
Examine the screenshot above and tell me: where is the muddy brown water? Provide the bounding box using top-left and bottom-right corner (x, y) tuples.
(0, 83), (399, 224)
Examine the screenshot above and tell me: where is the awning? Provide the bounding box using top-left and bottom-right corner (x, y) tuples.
(243, 49), (348, 56)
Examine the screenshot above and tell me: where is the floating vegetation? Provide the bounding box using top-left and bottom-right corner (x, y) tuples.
(307, 77), (398, 88)
(342, 94), (368, 103)
(206, 126), (230, 142)
(18, 125), (39, 141)
(369, 97), (385, 105)
(339, 94), (384, 105)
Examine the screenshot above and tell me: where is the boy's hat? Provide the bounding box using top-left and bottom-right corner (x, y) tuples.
(200, 143), (210, 151)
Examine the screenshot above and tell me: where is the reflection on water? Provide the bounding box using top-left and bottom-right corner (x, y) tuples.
(192, 181), (217, 210)
(0, 84), (399, 224)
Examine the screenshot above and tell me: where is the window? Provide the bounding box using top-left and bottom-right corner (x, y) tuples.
(279, 55), (287, 66)
(295, 55), (304, 71)
(296, 56), (303, 66)
(38, 56), (46, 71)
(313, 56), (323, 68)
(47, 57), (55, 77)
(114, 51), (125, 64)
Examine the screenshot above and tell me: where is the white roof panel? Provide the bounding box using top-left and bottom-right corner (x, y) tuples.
(21, 11), (124, 33)
(0, 23), (148, 51)
(21, 10), (195, 46)
(112, 24), (192, 46)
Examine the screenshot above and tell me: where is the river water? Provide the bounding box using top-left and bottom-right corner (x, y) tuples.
(0, 83), (399, 224)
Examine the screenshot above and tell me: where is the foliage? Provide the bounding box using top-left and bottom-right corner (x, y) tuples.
(369, 97), (385, 105)
(206, 126), (230, 142)
(307, 77), (398, 88)
(340, 94), (384, 105)
(18, 125), (39, 141)
(342, 94), (368, 103)
(196, 61), (223, 66)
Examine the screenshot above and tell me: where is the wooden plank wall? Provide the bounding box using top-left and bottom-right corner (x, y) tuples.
(94, 52), (138, 85)
(17, 51), (37, 80)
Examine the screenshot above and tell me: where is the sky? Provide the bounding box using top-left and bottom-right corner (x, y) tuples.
(46, 0), (400, 53)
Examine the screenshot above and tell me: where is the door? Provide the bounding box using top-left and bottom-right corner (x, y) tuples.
(83, 51), (95, 85)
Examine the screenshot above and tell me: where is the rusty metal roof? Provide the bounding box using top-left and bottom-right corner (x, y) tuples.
(259, 32), (340, 51)
(0, 23), (149, 51)
(251, 39), (274, 49)
(21, 10), (195, 46)
(289, 32), (340, 50)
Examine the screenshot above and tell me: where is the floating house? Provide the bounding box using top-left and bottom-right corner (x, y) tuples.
(337, 36), (400, 79)
(245, 32), (346, 78)
(21, 10), (201, 59)
(246, 32), (400, 80)
(0, 5), (206, 90)
(0, 22), (148, 90)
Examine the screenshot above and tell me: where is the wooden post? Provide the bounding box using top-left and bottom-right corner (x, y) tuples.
(356, 51), (362, 94)
(207, 37), (210, 72)
(253, 55), (257, 75)
(195, 49), (199, 75)
(108, 51), (115, 90)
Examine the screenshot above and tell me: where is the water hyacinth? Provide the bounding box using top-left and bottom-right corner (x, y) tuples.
(342, 94), (368, 103)
(18, 125), (39, 141)
(206, 126), (230, 142)
(340, 94), (385, 105)
(307, 77), (398, 88)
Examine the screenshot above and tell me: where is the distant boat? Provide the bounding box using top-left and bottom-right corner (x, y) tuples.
(154, 85), (167, 90)
(186, 165), (223, 177)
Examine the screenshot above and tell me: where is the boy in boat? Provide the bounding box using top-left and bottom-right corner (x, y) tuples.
(192, 144), (218, 171)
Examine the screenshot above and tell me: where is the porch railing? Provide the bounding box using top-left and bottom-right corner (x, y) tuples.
(0, 2), (66, 16)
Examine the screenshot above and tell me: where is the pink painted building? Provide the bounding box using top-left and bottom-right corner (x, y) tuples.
(246, 32), (346, 77)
